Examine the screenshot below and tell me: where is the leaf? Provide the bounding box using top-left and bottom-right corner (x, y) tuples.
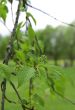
(15, 50), (25, 63)
(20, 99), (28, 105)
(33, 94), (44, 107)
(21, 41), (30, 52)
(45, 64), (64, 79)
(37, 66), (46, 81)
(54, 76), (65, 96)
(0, 0), (6, 4)
(17, 22), (24, 30)
(42, 64), (65, 95)
(26, 12), (36, 25)
(16, 22), (24, 37)
(28, 25), (35, 40)
(0, 63), (11, 80)
(16, 66), (35, 87)
(0, 4), (8, 21)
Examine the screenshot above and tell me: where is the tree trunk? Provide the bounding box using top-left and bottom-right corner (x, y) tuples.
(70, 58), (74, 67)
(54, 58), (58, 66)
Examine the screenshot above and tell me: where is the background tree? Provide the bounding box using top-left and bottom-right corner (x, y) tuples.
(36, 25), (55, 57)
(64, 23), (75, 66)
(50, 26), (65, 65)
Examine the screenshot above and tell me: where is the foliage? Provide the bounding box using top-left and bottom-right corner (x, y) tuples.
(0, 0), (74, 110)
(0, 37), (9, 59)
(36, 24), (75, 66)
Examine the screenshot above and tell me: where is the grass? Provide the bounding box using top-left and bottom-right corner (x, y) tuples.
(0, 62), (75, 110)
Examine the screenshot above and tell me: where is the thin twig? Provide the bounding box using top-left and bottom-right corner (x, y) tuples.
(1, 79), (6, 110)
(11, 4), (14, 25)
(55, 90), (75, 105)
(34, 35), (43, 55)
(27, 3), (75, 28)
(10, 81), (30, 110)
(45, 67), (75, 106)
(11, 0), (21, 39)
(4, 95), (16, 104)
(29, 78), (33, 109)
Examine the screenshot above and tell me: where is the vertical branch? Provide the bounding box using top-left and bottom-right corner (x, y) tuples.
(29, 78), (33, 109)
(9, 81), (25, 110)
(10, 81), (30, 110)
(25, 6), (34, 110)
(1, 0), (21, 110)
(11, 3), (14, 25)
(34, 35), (42, 56)
(3, 0), (21, 64)
(1, 79), (6, 110)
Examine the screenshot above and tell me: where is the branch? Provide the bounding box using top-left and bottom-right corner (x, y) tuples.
(4, 95), (16, 104)
(10, 81), (30, 110)
(26, 3), (75, 28)
(45, 67), (75, 106)
(1, 1), (21, 110)
(55, 90), (75, 105)
(1, 79), (6, 110)
(34, 35), (43, 56)
(11, 4), (14, 25)
(29, 78), (33, 109)
(3, 0), (21, 64)
(25, 13), (42, 55)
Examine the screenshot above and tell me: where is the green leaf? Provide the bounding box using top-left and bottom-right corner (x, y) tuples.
(16, 66), (35, 87)
(26, 12), (36, 25)
(21, 40), (30, 52)
(45, 65), (65, 95)
(45, 64), (64, 79)
(20, 99), (28, 105)
(0, 63), (11, 80)
(0, 4), (8, 21)
(0, 0), (6, 5)
(16, 22), (24, 37)
(15, 50), (25, 63)
(38, 66), (46, 80)
(33, 94), (44, 107)
(54, 76), (65, 96)
(28, 25), (35, 40)
(17, 22), (24, 30)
